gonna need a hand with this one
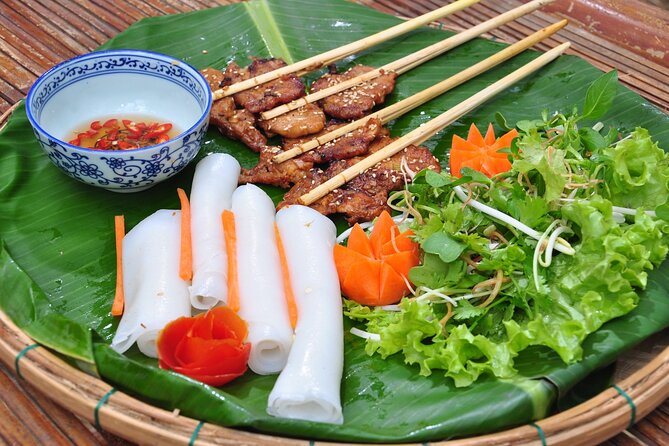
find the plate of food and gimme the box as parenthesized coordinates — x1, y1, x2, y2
(1, 0, 669, 444)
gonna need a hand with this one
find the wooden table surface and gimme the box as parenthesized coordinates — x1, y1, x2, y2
(1, 0, 668, 445)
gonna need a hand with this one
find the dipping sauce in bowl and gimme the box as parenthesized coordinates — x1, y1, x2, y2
(67, 117, 180, 150)
(26, 49, 212, 193)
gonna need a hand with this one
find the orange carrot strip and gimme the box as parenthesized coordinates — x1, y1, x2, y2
(111, 215, 125, 316)
(274, 223, 298, 329)
(222, 210, 240, 313)
(177, 188, 193, 281)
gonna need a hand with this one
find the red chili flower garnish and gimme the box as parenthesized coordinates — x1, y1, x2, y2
(157, 307, 251, 386)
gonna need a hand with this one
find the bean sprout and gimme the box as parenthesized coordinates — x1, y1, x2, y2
(559, 198, 657, 217)
(415, 288, 458, 306)
(380, 305, 401, 312)
(439, 302, 453, 326)
(476, 270, 505, 308)
(350, 327, 380, 341)
(540, 225, 569, 267)
(454, 185, 575, 255)
(533, 220, 560, 291)
(612, 212, 626, 224)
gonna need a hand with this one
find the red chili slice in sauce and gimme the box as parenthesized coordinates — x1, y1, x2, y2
(67, 117, 176, 150)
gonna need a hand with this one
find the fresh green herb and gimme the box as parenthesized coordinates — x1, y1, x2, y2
(581, 70, 618, 121)
(344, 71, 669, 387)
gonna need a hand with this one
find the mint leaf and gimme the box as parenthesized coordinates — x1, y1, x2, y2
(581, 70, 618, 120)
(516, 119, 543, 133)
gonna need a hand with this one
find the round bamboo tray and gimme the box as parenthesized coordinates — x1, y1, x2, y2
(2, 307, 669, 446)
(2, 103, 669, 445)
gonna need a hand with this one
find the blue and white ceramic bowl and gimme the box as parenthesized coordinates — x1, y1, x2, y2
(26, 49, 212, 192)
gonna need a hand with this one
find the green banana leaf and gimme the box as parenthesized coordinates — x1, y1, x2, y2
(1, 0, 669, 442)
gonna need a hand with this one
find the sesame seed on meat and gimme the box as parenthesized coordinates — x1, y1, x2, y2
(279, 136, 441, 224)
(222, 58, 306, 114)
(310, 65, 397, 120)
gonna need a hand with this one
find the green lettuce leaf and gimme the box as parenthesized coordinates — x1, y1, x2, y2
(604, 128, 669, 209)
(349, 194, 669, 386)
(512, 141, 567, 202)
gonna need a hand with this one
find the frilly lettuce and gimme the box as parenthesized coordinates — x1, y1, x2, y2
(344, 75, 669, 386)
(603, 128, 669, 209)
(345, 202, 669, 387)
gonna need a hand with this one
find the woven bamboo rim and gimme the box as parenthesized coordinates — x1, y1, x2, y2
(1, 307, 669, 446)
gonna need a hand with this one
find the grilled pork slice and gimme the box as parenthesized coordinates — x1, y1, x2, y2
(239, 146, 314, 189)
(223, 58, 306, 114)
(201, 67, 225, 91)
(280, 137, 441, 224)
(202, 68, 267, 153)
(310, 65, 397, 120)
(241, 119, 389, 187)
(209, 95, 268, 153)
(283, 118, 388, 164)
(259, 103, 326, 138)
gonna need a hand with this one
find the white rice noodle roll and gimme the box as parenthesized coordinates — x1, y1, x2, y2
(231, 184, 293, 375)
(189, 153, 241, 309)
(111, 210, 191, 358)
(268, 205, 344, 424)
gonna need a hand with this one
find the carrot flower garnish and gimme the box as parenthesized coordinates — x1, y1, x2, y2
(334, 211, 420, 306)
(449, 123, 518, 178)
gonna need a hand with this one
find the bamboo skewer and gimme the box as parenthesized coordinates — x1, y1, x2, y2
(260, 0, 555, 121)
(298, 42, 571, 206)
(273, 19, 568, 164)
(210, 0, 482, 100)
